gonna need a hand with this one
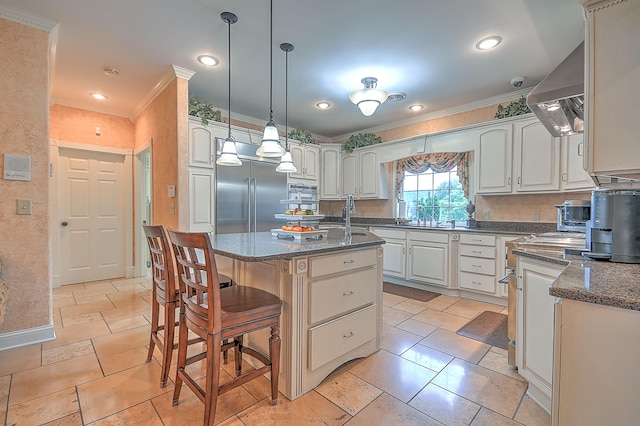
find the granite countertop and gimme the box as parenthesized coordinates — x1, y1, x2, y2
(513, 248, 640, 311)
(209, 228, 384, 262)
(322, 217, 556, 236)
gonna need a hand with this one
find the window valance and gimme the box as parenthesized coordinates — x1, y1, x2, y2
(395, 152, 470, 199)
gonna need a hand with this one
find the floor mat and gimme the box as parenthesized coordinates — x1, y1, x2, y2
(382, 282, 440, 303)
(456, 310, 508, 350)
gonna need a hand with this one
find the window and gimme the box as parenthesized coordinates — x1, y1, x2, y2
(402, 166, 468, 224)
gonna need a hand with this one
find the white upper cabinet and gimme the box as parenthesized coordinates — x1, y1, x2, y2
(561, 133, 595, 191)
(341, 148, 388, 199)
(514, 118, 561, 192)
(476, 123, 513, 194)
(189, 122, 216, 168)
(582, 0, 640, 185)
(319, 144, 341, 199)
(288, 142, 320, 185)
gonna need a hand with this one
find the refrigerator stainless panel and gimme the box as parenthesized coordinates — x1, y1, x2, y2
(215, 149, 287, 234)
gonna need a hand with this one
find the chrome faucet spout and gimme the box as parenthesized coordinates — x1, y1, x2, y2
(341, 194, 356, 245)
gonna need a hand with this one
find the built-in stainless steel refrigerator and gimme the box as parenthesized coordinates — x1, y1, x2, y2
(215, 140, 288, 234)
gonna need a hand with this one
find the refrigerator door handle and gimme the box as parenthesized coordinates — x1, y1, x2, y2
(247, 178, 252, 233)
(252, 177, 257, 232)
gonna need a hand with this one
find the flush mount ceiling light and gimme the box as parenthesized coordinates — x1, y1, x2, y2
(276, 43, 297, 174)
(91, 93, 107, 100)
(258, 0, 285, 158)
(409, 104, 424, 111)
(216, 11, 242, 167)
(349, 77, 388, 116)
(476, 36, 502, 50)
(316, 101, 331, 109)
(197, 55, 218, 66)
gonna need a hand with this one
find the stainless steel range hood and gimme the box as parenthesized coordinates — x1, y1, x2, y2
(527, 42, 585, 137)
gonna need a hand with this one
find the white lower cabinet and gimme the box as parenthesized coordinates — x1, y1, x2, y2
(458, 234, 496, 294)
(516, 256, 564, 414)
(552, 299, 640, 426)
(370, 228, 406, 278)
(407, 231, 449, 287)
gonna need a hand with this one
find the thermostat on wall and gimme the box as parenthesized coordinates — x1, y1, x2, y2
(3, 154, 31, 181)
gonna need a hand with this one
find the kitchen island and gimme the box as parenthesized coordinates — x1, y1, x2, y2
(209, 228, 385, 400)
(511, 245, 640, 425)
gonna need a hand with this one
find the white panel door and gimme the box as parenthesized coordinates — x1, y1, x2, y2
(59, 148, 126, 284)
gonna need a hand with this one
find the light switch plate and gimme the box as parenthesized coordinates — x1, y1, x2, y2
(17, 199, 32, 215)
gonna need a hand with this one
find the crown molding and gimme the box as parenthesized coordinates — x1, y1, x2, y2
(0, 4, 57, 31)
(330, 87, 532, 142)
(131, 64, 196, 121)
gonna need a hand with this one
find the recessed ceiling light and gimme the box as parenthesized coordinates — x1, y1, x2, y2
(316, 101, 331, 109)
(409, 104, 424, 111)
(387, 92, 407, 102)
(476, 36, 502, 50)
(91, 93, 107, 100)
(198, 55, 218, 66)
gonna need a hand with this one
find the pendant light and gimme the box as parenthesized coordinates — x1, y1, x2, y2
(349, 77, 388, 116)
(257, 0, 285, 158)
(216, 12, 242, 167)
(276, 42, 297, 173)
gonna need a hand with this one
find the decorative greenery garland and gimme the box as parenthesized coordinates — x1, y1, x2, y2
(343, 132, 382, 154)
(287, 128, 315, 144)
(494, 95, 531, 119)
(188, 96, 222, 125)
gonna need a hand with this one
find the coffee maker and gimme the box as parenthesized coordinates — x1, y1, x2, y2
(586, 190, 640, 263)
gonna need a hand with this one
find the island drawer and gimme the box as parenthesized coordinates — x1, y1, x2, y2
(309, 248, 377, 278)
(308, 267, 377, 324)
(308, 305, 377, 371)
(459, 256, 496, 276)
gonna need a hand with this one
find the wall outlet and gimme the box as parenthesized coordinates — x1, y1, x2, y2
(482, 209, 490, 220)
(532, 211, 540, 221)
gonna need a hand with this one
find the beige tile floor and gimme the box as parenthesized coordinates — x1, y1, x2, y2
(0, 277, 551, 425)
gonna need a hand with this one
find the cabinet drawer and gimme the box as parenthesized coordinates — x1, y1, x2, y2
(309, 248, 377, 278)
(408, 231, 449, 244)
(460, 234, 496, 246)
(459, 271, 496, 293)
(372, 228, 406, 240)
(459, 255, 495, 276)
(309, 267, 377, 324)
(459, 244, 495, 259)
(308, 305, 377, 371)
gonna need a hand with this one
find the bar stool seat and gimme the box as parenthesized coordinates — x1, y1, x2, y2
(168, 229, 282, 426)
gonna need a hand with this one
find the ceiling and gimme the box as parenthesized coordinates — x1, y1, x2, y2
(0, 0, 585, 139)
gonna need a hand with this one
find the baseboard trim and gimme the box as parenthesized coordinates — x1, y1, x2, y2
(0, 324, 56, 351)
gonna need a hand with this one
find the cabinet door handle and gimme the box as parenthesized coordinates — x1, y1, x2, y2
(343, 291, 354, 296)
(402, 247, 406, 254)
(507, 177, 511, 186)
(577, 142, 584, 157)
(343, 331, 355, 339)
(562, 172, 567, 182)
(472, 281, 482, 285)
(472, 264, 482, 268)
(343, 259, 355, 264)
(517, 176, 521, 185)
(472, 250, 482, 254)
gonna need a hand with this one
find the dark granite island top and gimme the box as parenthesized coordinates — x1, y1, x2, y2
(513, 248, 640, 311)
(208, 228, 385, 262)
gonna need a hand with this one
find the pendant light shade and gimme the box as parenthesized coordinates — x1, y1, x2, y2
(349, 77, 388, 116)
(258, 0, 285, 158)
(277, 42, 297, 174)
(216, 12, 242, 166)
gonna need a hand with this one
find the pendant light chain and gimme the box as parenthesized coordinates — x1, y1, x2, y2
(268, 0, 274, 122)
(227, 14, 232, 139)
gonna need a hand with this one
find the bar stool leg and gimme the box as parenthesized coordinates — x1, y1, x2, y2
(203, 333, 222, 426)
(269, 323, 281, 403)
(146, 293, 159, 362)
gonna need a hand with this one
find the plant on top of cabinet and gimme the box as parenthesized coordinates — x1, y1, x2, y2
(494, 96, 531, 119)
(287, 128, 315, 144)
(188, 96, 222, 125)
(343, 132, 382, 153)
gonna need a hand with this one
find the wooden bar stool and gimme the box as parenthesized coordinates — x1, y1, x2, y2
(143, 225, 232, 387)
(168, 229, 282, 426)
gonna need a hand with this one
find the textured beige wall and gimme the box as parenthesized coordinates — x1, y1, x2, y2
(50, 105, 135, 148)
(134, 79, 181, 230)
(0, 19, 51, 333)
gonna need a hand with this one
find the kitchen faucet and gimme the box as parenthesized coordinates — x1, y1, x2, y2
(340, 194, 356, 245)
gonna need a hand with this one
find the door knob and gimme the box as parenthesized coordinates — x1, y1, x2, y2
(61, 221, 68, 226)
